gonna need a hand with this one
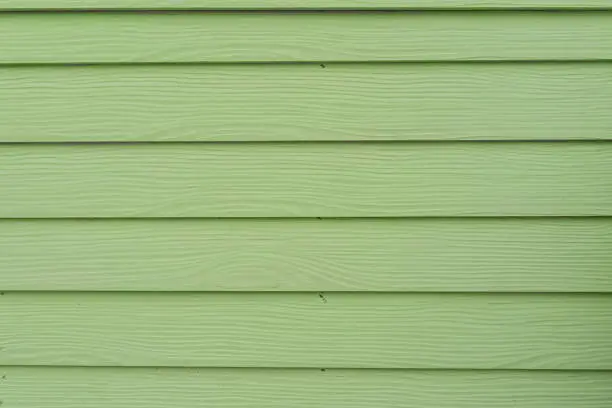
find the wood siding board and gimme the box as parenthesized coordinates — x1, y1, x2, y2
(2, 1, 612, 9)
(1, 12, 611, 63)
(2, 367, 612, 408)
(0, 142, 610, 218)
(0, 218, 611, 291)
(2, 63, 611, 142)
(1, 6, 610, 403)
(1, 292, 611, 369)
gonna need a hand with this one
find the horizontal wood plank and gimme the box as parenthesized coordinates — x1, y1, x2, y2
(1, 218, 611, 291)
(1, 12, 611, 63)
(1, 293, 611, 368)
(2, 1, 612, 9)
(3, 63, 611, 142)
(0, 142, 610, 218)
(3, 367, 612, 408)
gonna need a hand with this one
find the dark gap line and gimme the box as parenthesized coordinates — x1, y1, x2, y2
(0, 215, 610, 221)
(1, 60, 611, 68)
(0, 59, 610, 68)
(1, 365, 611, 372)
(1, 291, 611, 295)
(0, 139, 610, 146)
(1, 216, 611, 223)
(1, 9, 612, 13)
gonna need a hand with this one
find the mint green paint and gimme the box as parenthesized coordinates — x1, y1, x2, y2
(1, 142, 610, 217)
(2, 63, 610, 142)
(0, 6, 610, 408)
(2, 292, 612, 369)
(0, 218, 610, 292)
(2, 0, 612, 9)
(1, 12, 611, 63)
(3, 367, 612, 408)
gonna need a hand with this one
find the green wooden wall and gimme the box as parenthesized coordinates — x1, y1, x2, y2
(0, 2, 611, 407)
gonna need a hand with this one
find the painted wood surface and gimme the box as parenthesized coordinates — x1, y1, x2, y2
(1, 292, 611, 369)
(2, 1, 612, 9)
(3, 63, 610, 142)
(0, 4, 610, 407)
(0, 218, 610, 292)
(1, 142, 610, 218)
(2, 367, 612, 408)
(1, 12, 611, 63)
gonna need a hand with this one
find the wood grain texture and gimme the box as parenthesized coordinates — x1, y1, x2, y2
(2, 367, 612, 408)
(0, 218, 611, 292)
(2, 1, 612, 9)
(3, 63, 611, 142)
(0, 142, 610, 218)
(1, 11, 611, 63)
(1, 292, 611, 368)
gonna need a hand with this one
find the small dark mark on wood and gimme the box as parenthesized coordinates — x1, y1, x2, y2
(318, 292, 328, 303)
(320, 64, 326, 68)
(320, 368, 327, 372)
